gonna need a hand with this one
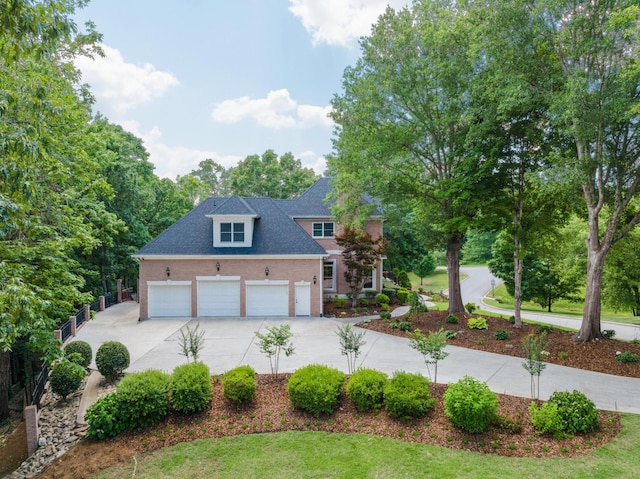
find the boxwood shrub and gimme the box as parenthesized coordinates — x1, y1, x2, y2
(116, 369, 170, 429)
(85, 392, 127, 439)
(346, 368, 388, 412)
(222, 365, 257, 406)
(444, 376, 498, 433)
(396, 289, 410, 305)
(170, 361, 213, 413)
(50, 359, 86, 399)
(548, 390, 599, 434)
(287, 364, 345, 417)
(95, 341, 130, 380)
(384, 371, 436, 420)
(64, 340, 92, 368)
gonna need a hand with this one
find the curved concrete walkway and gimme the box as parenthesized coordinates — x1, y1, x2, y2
(74, 300, 640, 422)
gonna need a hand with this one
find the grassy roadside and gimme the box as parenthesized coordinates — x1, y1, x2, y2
(486, 284, 640, 325)
(93, 414, 640, 479)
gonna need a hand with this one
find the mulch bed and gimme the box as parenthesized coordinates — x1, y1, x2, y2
(34, 307, 639, 478)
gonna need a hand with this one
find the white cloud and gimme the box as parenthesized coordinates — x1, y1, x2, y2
(211, 89, 333, 130)
(288, 0, 409, 47)
(298, 150, 327, 175)
(115, 120, 241, 180)
(75, 45, 179, 114)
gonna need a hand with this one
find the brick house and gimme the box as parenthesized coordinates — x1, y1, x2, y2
(134, 177, 384, 319)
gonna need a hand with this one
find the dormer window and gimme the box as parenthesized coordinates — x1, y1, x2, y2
(221, 222, 245, 243)
(313, 222, 334, 238)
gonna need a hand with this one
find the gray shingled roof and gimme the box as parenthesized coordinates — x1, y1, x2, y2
(135, 177, 381, 257)
(278, 177, 383, 217)
(135, 196, 326, 256)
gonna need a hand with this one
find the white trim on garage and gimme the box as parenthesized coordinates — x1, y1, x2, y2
(147, 281, 192, 318)
(196, 276, 241, 317)
(246, 280, 289, 316)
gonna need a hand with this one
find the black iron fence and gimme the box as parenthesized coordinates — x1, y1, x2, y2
(28, 363, 49, 409)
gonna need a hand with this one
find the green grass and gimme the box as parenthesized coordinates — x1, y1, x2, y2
(93, 415, 640, 478)
(408, 269, 467, 294)
(486, 284, 640, 325)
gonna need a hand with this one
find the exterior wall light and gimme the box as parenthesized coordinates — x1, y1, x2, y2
(265, 266, 269, 276)
(166, 267, 171, 277)
(313, 275, 317, 284)
(216, 261, 220, 271)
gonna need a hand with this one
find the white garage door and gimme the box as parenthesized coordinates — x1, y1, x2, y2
(246, 282, 289, 316)
(197, 278, 241, 317)
(148, 282, 192, 317)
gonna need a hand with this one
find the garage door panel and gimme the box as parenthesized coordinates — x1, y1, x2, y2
(198, 280, 240, 317)
(148, 284, 191, 317)
(246, 284, 288, 316)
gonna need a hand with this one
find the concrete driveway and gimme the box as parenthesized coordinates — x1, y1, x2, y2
(73, 301, 640, 414)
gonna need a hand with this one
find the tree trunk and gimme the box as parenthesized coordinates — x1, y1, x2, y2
(513, 233, 523, 328)
(0, 350, 10, 420)
(576, 245, 608, 342)
(446, 232, 465, 314)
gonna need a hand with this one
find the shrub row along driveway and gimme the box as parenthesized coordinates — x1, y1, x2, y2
(74, 300, 640, 413)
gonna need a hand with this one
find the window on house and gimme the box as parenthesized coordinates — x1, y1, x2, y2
(220, 222, 245, 243)
(323, 260, 336, 291)
(313, 222, 334, 238)
(363, 268, 376, 289)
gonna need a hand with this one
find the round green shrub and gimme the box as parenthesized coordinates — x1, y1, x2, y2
(170, 361, 213, 413)
(396, 271, 411, 289)
(85, 392, 127, 439)
(50, 359, 86, 399)
(548, 390, 599, 434)
(287, 364, 345, 417)
(445, 314, 458, 324)
(346, 368, 388, 412)
(375, 293, 390, 306)
(332, 297, 348, 308)
(396, 289, 410, 305)
(384, 371, 436, 420)
(494, 329, 509, 341)
(529, 401, 563, 435)
(379, 311, 392, 320)
(64, 340, 92, 368)
(95, 341, 130, 380)
(116, 369, 170, 429)
(222, 365, 257, 406)
(444, 376, 498, 433)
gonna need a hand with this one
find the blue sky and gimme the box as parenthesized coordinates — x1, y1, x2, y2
(73, 0, 408, 179)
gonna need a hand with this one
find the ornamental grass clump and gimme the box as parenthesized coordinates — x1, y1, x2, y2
(444, 376, 498, 433)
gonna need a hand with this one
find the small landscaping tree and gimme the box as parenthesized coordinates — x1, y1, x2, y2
(408, 328, 449, 384)
(522, 332, 549, 400)
(178, 323, 205, 362)
(335, 227, 388, 307)
(336, 323, 367, 374)
(255, 324, 295, 377)
(414, 253, 436, 285)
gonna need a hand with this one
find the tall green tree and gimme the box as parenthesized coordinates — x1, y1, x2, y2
(226, 150, 318, 199)
(602, 227, 640, 316)
(535, 0, 640, 341)
(329, 1, 500, 313)
(0, 0, 103, 418)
